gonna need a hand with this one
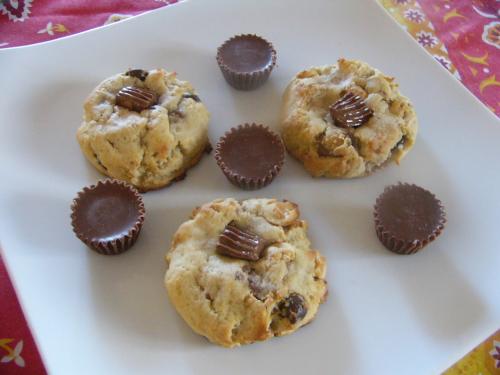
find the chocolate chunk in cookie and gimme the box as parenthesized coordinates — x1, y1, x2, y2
(277, 293, 307, 324)
(116, 86, 158, 112)
(216, 222, 267, 261)
(182, 93, 201, 102)
(330, 92, 373, 128)
(125, 69, 149, 81)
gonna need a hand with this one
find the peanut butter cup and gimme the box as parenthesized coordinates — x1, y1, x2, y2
(115, 86, 158, 112)
(216, 222, 267, 261)
(216, 34, 277, 90)
(71, 179, 145, 255)
(215, 123, 285, 190)
(330, 92, 373, 128)
(374, 183, 446, 255)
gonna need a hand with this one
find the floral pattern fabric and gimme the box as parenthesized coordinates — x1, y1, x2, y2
(443, 330, 500, 375)
(0, 255, 46, 374)
(0, 0, 499, 373)
(379, 0, 499, 116)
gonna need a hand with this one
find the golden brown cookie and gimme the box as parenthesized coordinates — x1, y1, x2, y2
(164, 198, 327, 347)
(281, 59, 418, 178)
(77, 69, 210, 191)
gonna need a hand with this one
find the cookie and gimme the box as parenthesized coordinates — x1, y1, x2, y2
(77, 69, 210, 192)
(164, 198, 327, 347)
(280, 58, 418, 178)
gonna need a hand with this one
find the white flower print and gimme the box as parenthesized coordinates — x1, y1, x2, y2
(37, 22, 68, 35)
(482, 21, 500, 50)
(38, 22, 55, 35)
(404, 9, 425, 23)
(0, 340, 25, 367)
(416, 31, 438, 48)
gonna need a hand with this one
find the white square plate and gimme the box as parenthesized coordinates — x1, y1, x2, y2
(1, 0, 499, 374)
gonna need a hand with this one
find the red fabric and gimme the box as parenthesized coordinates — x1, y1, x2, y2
(0, 254, 47, 374)
(418, 0, 500, 116)
(0, 0, 177, 48)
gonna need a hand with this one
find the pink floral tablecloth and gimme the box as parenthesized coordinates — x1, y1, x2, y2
(379, 0, 499, 117)
(0, 1, 499, 374)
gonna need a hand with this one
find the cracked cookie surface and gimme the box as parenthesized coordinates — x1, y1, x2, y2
(77, 69, 210, 191)
(164, 198, 327, 347)
(280, 59, 418, 178)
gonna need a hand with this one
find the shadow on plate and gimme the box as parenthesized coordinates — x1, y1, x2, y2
(310, 137, 487, 340)
(316, 203, 388, 260)
(3, 192, 75, 255)
(87, 204, 207, 348)
(185, 290, 361, 374)
(24, 80, 96, 182)
(390, 249, 486, 341)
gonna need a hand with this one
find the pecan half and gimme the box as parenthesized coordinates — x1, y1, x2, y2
(216, 222, 267, 261)
(330, 93, 373, 128)
(116, 86, 158, 112)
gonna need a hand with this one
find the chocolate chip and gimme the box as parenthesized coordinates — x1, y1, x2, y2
(216, 222, 267, 261)
(330, 93, 373, 128)
(277, 293, 307, 324)
(116, 86, 158, 112)
(183, 93, 201, 102)
(125, 69, 149, 81)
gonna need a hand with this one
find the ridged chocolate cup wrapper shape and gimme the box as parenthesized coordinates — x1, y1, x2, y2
(70, 179, 145, 255)
(216, 34, 277, 91)
(374, 183, 446, 255)
(215, 123, 285, 190)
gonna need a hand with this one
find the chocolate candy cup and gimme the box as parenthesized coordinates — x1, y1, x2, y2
(216, 34, 277, 90)
(215, 123, 285, 190)
(374, 183, 446, 255)
(71, 179, 145, 255)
